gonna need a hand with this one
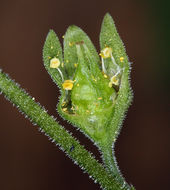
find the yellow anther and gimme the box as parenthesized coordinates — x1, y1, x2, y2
(103, 74, 108, 78)
(98, 97, 102, 100)
(69, 42, 74, 47)
(62, 108, 67, 112)
(74, 63, 78, 68)
(62, 101, 66, 106)
(62, 80, 74, 90)
(120, 57, 124, 62)
(62, 35, 65, 39)
(50, 57, 60, 68)
(100, 47, 112, 58)
(110, 75, 119, 86)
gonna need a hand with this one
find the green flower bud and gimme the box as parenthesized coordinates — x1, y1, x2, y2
(43, 13, 132, 144)
(43, 12, 132, 144)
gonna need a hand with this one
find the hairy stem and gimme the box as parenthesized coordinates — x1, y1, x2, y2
(100, 143, 130, 189)
(0, 69, 132, 190)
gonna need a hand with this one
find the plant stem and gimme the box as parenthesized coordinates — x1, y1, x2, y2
(0, 69, 132, 190)
(100, 143, 130, 189)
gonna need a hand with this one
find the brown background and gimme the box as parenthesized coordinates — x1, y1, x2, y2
(0, 0, 170, 190)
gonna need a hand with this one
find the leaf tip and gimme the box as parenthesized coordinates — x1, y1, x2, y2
(103, 13, 115, 25)
(66, 25, 81, 34)
(47, 29, 56, 39)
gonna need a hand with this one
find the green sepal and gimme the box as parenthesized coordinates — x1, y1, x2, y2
(100, 13, 129, 75)
(63, 25, 100, 79)
(100, 13, 133, 145)
(43, 30, 66, 88)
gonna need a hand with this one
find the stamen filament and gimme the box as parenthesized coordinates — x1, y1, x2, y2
(101, 57, 107, 74)
(57, 68, 64, 82)
(111, 53, 120, 72)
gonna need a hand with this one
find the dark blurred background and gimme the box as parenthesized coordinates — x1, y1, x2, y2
(0, 0, 170, 190)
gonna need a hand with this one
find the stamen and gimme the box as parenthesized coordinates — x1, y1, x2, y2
(101, 57, 107, 74)
(50, 57, 64, 81)
(62, 80, 74, 90)
(120, 57, 124, 62)
(100, 47, 112, 58)
(57, 68, 64, 82)
(109, 70, 121, 88)
(110, 75, 119, 86)
(62, 108, 67, 112)
(50, 57, 60, 68)
(103, 74, 108, 78)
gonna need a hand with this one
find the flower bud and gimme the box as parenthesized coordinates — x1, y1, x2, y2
(43, 13, 132, 149)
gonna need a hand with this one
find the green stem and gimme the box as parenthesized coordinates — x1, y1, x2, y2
(100, 143, 130, 189)
(0, 69, 131, 190)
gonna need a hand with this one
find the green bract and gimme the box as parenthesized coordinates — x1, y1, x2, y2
(43, 13, 132, 187)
